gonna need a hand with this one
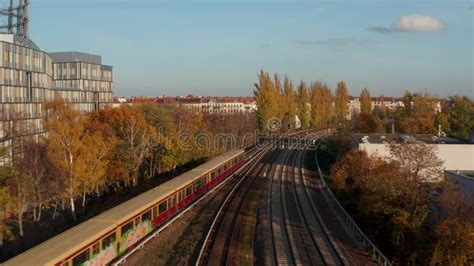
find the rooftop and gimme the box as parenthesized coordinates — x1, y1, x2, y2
(49, 51, 102, 65)
(353, 133, 470, 145)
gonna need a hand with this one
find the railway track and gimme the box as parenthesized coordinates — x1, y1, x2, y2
(267, 145, 345, 265)
(113, 144, 268, 265)
(196, 144, 274, 265)
(196, 128, 349, 266)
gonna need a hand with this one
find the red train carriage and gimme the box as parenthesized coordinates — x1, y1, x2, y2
(4, 150, 245, 266)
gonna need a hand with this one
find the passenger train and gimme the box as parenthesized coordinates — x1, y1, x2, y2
(4, 150, 246, 266)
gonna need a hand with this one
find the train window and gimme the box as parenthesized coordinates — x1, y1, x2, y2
(194, 180, 201, 190)
(134, 217, 141, 227)
(72, 249, 90, 266)
(168, 195, 176, 207)
(211, 171, 217, 180)
(102, 232, 116, 249)
(152, 206, 158, 219)
(142, 210, 152, 222)
(185, 186, 193, 197)
(121, 221, 133, 236)
(92, 242, 100, 256)
(177, 191, 183, 202)
(158, 201, 167, 215)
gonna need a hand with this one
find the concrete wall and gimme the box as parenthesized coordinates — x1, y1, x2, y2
(445, 171, 474, 205)
(359, 143, 474, 171)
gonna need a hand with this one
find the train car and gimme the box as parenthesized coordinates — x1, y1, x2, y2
(4, 150, 245, 266)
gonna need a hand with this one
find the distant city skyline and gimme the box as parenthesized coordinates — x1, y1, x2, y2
(29, 0, 473, 98)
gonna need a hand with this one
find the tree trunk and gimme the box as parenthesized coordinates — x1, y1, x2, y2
(69, 194, 76, 222)
(18, 211, 23, 238)
(82, 191, 86, 210)
(52, 202, 58, 221)
(37, 203, 42, 222)
(133, 175, 137, 187)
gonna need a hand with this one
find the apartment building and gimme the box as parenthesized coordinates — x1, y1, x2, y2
(349, 96, 405, 118)
(0, 35, 113, 164)
(124, 95, 257, 114)
(182, 97, 257, 114)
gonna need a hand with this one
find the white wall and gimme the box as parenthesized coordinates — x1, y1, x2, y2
(359, 143, 474, 171)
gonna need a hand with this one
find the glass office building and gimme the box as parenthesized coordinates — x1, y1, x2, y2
(0, 35, 114, 164)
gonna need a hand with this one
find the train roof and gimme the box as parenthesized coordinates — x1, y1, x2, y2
(5, 219, 116, 266)
(4, 149, 244, 266)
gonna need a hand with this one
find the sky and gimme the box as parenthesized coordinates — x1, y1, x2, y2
(27, 0, 473, 98)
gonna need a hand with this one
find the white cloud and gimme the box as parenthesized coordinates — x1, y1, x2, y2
(369, 14, 445, 33)
(393, 15, 444, 32)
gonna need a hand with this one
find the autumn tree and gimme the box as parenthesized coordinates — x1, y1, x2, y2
(0, 180, 12, 249)
(388, 142, 444, 182)
(330, 149, 430, 263)
(44, 101, 114, 219)
(135, 104, 179, 176)
(310, 81, 333, 126)
(334, 81, 349, 123)
(106, 106, 157, 187)
(281, 76, 297, 131)
(432, 186, 474, 264)
(44, 101, 85, 221)
(78, 131, 115, 210)
(431, 218, 474, 265)
(399, 94, 437, 134)
(360, 87, 372, 115)
(14, 141, 51, 222)
(0, 167, 28, 242)
(254, 71, 281, 132)
(351, 113, 384, 133)
(296, 81, 311, 129)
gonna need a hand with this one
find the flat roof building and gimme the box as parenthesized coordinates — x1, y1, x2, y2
(0, 24, 114, 164)
(352, 134, 474, 182)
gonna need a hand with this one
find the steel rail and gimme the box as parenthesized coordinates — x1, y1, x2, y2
(306, 135, 392, 266)
(112, 145, 267, 266)
(195, 144, 272, 265)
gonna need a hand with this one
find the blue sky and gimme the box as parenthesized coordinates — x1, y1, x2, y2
(29, 0, 473, 97)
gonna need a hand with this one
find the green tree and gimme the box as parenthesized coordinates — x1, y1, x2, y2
(360, 87, 372, 115)
(434, 112, 450, 135)
(448, 95, 474, 139)
(334, 81, 350, 122)
(402, 90, 414, 115)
